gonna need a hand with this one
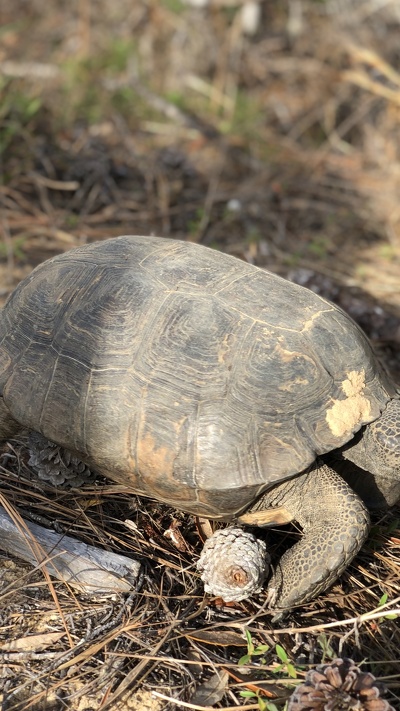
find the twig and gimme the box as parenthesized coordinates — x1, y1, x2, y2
(0, 60, 60, 79)
(152, 691, 260, 710)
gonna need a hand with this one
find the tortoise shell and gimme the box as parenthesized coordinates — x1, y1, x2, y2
(0, 236, 395, 517)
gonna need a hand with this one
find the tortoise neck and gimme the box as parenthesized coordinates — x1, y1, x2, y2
(341, 429, 371, 473)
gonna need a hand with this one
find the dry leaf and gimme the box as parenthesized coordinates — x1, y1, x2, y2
(0, 632, 65, 653)
(163, 519, 187, 551)
(190, 670, 229, 707)
(184, 628, 247, 647)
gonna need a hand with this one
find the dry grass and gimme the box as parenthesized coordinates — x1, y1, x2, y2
(1, 437, 399, 710)
(1, 1, 400, 709)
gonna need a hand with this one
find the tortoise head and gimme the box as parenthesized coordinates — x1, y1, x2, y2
(343, 399, 400, 507)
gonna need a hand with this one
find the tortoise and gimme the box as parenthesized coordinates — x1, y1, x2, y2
(0, 235, 399, 610)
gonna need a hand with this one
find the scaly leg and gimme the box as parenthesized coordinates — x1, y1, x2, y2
(243, 461, 370, 609)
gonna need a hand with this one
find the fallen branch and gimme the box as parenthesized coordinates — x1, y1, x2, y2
(0, 504, 141, 594)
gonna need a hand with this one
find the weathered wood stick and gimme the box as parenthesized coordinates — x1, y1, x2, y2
(0, 504, 141, 593)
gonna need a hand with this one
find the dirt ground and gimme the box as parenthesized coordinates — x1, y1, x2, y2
(0, 2, 400, 710)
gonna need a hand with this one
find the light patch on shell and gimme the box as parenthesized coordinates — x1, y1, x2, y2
(137, 431, 175, 478)
(326, 370, 371, 438)
(278, 376, 309, 392)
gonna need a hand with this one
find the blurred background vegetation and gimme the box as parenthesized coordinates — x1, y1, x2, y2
(1, 1, 400, 335)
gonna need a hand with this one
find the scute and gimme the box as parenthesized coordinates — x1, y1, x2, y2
(0, 235, 395, 519)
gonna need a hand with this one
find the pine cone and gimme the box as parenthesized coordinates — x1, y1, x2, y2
(288, 657, 395, 711)
(27, 432, 95, 487)
(197, 526, 269, 602)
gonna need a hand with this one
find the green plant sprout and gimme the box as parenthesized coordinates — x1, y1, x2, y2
(238, 629, 270, 666)
(239, 689, 280, 711)
(377, 592, 398, 621)
(274, 644, 298, 679)
(317, 633, 336, 661)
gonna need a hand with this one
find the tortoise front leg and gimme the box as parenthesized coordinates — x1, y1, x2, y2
(0, 397, 21, 442)
(253, 461, 370, 610)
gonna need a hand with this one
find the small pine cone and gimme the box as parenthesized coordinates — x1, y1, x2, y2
(197, 526, 269, 602)
(28, 432, 95, 487)
(288, 657, 395, 711)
